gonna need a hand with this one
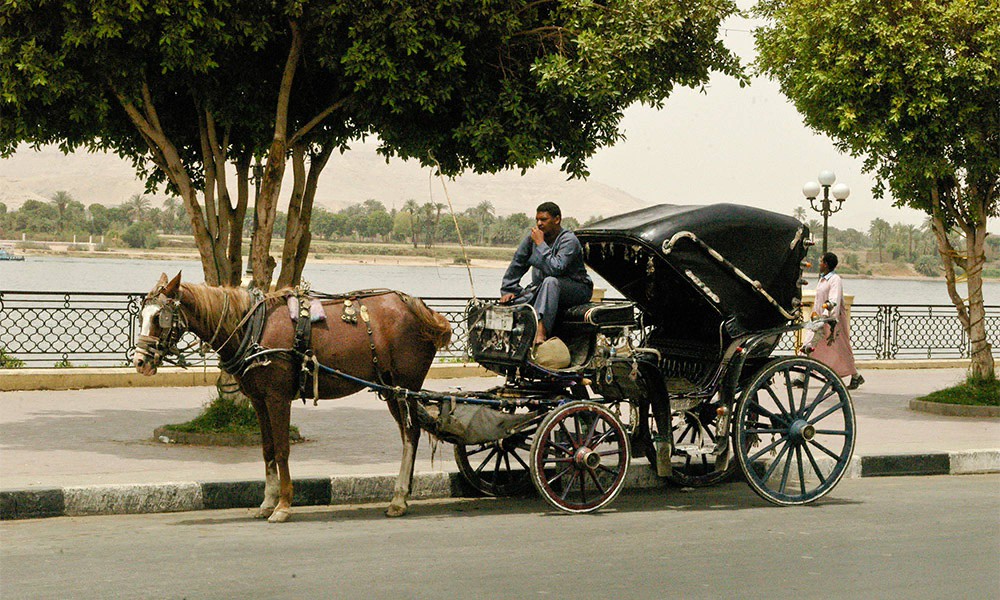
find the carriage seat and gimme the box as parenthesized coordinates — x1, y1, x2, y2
(559, 301, 635, 329)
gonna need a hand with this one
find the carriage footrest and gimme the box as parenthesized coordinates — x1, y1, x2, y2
(560, 301, 635, 328)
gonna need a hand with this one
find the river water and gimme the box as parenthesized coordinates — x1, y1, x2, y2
(1, 255, 997, 305)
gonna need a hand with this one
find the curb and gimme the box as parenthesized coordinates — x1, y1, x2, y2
(0, 364, 493, 392)
(909, 399, 1000, 418)
(3, 449, 998, 521)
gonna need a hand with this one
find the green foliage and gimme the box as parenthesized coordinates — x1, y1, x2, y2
(53, 358, 73, 368)
(755, 0, 999, 219)
(916, 378, 999, 406)
(164, 393, 300, 438)
(915, 255, 941, 278)
(121, 222, 160, 249)
(0, 348, 25, 368)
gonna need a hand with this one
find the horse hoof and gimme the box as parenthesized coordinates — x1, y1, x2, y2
(255, 507, 275, 519)
(267, 509, 291, 523)
(385, 503, 408, 518)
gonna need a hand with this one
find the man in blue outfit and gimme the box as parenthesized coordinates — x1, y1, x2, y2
(500, 202, 593, 345)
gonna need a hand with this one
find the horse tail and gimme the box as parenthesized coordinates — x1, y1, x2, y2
(402, 294, 452, 350)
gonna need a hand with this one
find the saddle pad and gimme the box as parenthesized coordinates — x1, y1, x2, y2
(287, 296, 327, 323)
(561, 301, 635, 327)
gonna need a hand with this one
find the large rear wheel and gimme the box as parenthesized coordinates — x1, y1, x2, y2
(529, 401, 630, 513)
(734, 357, 855, 505)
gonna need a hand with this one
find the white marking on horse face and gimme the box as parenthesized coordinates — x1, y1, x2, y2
(139, 305, 159, 337)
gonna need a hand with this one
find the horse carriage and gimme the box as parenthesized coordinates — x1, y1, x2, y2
(447, 203, 856, 511)
(135, 203, 855, 521)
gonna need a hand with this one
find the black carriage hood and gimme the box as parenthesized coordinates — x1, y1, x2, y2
(576, 204, 809, 334)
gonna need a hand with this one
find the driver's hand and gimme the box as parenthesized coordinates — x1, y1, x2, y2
(499, 293, 516, 304)
(530, 227, 545, 245)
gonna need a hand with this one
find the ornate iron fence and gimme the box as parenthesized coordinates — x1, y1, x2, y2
(0, 290, 997, 367)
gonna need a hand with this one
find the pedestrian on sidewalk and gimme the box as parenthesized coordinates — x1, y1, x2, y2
(802, 252, 864, 390)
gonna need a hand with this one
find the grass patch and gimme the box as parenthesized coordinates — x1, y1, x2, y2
(915, 378, 1000, 407)
(163, 394, 301, 438)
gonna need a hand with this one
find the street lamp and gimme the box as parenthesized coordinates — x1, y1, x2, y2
(802, 170, 850, 256)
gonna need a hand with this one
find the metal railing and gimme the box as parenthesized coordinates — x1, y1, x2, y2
(1, 290, 997, 367)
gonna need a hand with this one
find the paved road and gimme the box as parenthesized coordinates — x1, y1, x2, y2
(2, 475, 998, 599)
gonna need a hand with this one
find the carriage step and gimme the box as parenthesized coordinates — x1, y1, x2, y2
(675, 443, 716, 456)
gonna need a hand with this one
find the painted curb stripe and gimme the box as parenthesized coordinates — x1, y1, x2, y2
(3, 451, 999, 520)
(861, 454, 951, 477)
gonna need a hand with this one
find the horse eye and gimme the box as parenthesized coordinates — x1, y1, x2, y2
(158, 309, 172, 328)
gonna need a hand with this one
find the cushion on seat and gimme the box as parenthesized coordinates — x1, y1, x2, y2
(561, 301, 635, 328)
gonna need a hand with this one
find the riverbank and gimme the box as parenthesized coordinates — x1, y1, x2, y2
(10, 246, 513, 270)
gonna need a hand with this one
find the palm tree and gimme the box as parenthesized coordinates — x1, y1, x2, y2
(869, 218, 891, 263)
(50, 191, 73, 233)
(402, 199, 421, 248)
(123, 194, 152, 224)
(471, 201, 495, 245)
(792, 206, 807, 223)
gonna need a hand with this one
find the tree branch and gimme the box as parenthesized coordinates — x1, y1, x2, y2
(289, 95, 352, 147)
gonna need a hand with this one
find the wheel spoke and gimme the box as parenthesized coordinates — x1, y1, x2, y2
(473, 447, 499, 475)
(744, 427, 786, 435)
(590, 425, 614, 448)
(809, 401, 847, 424)
(511, 448, 531, 471)
(763, 442, 791, 482)
(749, 401, 790, 427)
(577, 469, 587, 504)
(558, 420, 578, 450)
(802, 381, 835, 419)
(814, 429, 848, 436)
(559, 471, 580, 501)
(807, 438, 844, 461)
(588, 469, 608, 495)
(796, 446, 806, 497)
(547, 464, 573, 487)
(778, 443, 794, 494)
(803, 444, 828, 482)
(765, 385, 793, 420)
(748, 433, 786, 463)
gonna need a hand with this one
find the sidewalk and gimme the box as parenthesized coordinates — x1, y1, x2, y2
(2, 368, 997, 519)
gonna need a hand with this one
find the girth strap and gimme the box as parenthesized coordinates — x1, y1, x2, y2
(294, 288, 314, 400)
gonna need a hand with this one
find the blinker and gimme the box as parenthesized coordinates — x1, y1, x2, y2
(158, 306, 173, 329)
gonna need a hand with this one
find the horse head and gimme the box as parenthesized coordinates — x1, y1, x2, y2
(134, 272, 186, 375)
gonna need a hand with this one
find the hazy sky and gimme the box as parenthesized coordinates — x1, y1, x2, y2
(5, 4, 991, 235)
(583, 8, 936, 233)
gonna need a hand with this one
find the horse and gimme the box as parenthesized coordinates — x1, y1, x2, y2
(134, 272, 451, 523)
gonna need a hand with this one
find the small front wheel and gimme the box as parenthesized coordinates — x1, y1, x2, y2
(734, 357, 855, 505)
(454, 428, 535, 497)
(530, 401, 630, 513)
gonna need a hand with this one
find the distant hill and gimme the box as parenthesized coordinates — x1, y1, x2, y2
(0, 144, 651, 222)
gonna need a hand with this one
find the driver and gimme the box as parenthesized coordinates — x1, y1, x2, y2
(499, 202, 593, 345)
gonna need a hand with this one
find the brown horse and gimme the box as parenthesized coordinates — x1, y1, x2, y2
(134, 272, 451, 522)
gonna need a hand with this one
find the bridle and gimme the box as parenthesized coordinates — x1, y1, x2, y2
(135, 289, 189, 368)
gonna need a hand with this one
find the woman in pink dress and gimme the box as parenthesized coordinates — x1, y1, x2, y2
(803, 252, 864, 389)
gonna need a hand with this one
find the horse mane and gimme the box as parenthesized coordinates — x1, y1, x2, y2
(180, 283, 289, 338)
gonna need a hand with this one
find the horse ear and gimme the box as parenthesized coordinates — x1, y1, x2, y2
(157, 273, 168, 286)
(164, 272, 182, 297)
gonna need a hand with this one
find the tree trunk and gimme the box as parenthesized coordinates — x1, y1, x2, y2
(930, 187, 995, 381)
(276, 144, 332, 289)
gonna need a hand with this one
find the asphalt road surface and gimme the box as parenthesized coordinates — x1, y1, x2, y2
(2, 475, 998, 600)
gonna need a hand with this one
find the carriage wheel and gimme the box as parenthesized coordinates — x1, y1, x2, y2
(665, 400, 739, 487)
(454, 428, 535, 497)
(529, 401, 630, 513)
(635, 400, 737, 487)
(734, 356, 855, 506)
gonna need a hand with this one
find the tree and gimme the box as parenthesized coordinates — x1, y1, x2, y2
(122, 195, 152, 225)
(756, 0, 998, 378)
(868, 218, 890, 263)
(792, 206, 807, 223)
(3, 0, 744, 291)
(402, 199, 422, 249)
(470, 201, 496, 245)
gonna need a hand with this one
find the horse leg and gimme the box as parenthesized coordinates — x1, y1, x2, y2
(249, 396, 279, 519)
(265, 396, 295, 524)
(386, 397, 422, 518)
